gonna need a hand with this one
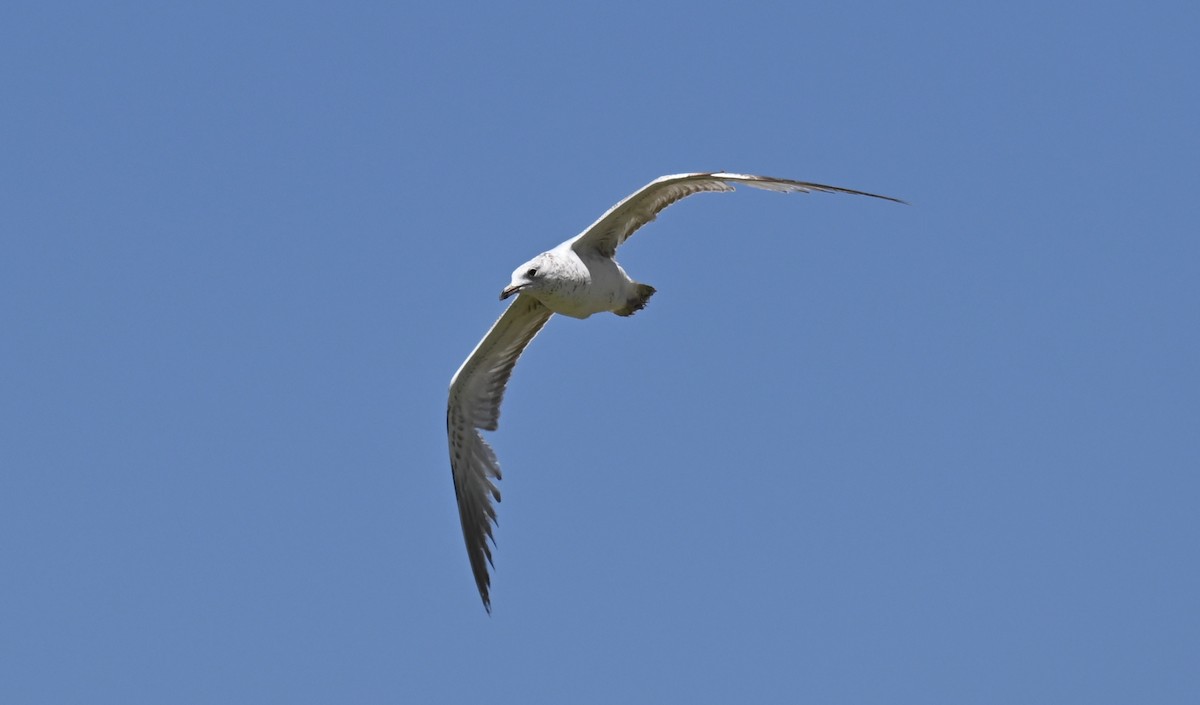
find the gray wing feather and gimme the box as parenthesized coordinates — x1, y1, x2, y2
(568, 171, 904, 257)
(447, 294, 554, 612)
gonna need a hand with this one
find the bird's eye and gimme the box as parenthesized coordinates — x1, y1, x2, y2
(525, 268, 538, 278)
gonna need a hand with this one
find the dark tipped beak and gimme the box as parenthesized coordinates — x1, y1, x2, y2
(499, 284, 524, 300)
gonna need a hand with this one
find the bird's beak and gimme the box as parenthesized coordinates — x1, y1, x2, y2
(499, 284, 525, 300)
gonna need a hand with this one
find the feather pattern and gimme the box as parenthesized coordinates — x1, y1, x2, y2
(568, 172, 904, 257)
(447, 294, 553, 612)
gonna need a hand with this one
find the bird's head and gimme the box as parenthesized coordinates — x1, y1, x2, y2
(500, 254, 550, 300)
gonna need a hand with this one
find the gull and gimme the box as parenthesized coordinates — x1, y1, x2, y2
(446, 172, 903, 611)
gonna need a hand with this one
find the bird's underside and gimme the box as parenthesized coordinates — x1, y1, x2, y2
(445, 172, 903, 611)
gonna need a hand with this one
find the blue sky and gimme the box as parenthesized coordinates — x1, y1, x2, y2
(2, 1, 1197, 703)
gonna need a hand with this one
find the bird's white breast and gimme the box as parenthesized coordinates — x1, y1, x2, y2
(536, 247, 632, 319)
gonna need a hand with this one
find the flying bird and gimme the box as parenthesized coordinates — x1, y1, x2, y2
(446, 172, 903, 611)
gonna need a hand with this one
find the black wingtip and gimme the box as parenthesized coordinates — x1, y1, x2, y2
(833, 186, 909, 205)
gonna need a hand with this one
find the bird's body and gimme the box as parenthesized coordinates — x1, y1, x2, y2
(505, 242, 639, 320)
(446, 172, 903, 611)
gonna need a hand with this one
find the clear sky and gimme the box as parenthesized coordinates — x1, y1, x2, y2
(2, 1, 1197, 703)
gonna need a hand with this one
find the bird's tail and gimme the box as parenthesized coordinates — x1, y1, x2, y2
(615, 284, 656, 317)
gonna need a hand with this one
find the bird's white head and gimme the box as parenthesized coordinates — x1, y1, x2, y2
(500, 253, 551, 300)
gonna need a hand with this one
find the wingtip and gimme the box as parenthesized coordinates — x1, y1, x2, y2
(874, 192, 910, 205)
(704, 171, 906, 204)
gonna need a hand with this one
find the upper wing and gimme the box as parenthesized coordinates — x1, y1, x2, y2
(446, 294, 554, 612)
(568, 172, 905, 257)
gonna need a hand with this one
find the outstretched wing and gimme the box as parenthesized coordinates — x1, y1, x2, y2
(568, 172, 904, 257)
(446, 294, 554, 612)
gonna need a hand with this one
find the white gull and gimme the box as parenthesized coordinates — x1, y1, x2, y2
(446, 172, 903, 611)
